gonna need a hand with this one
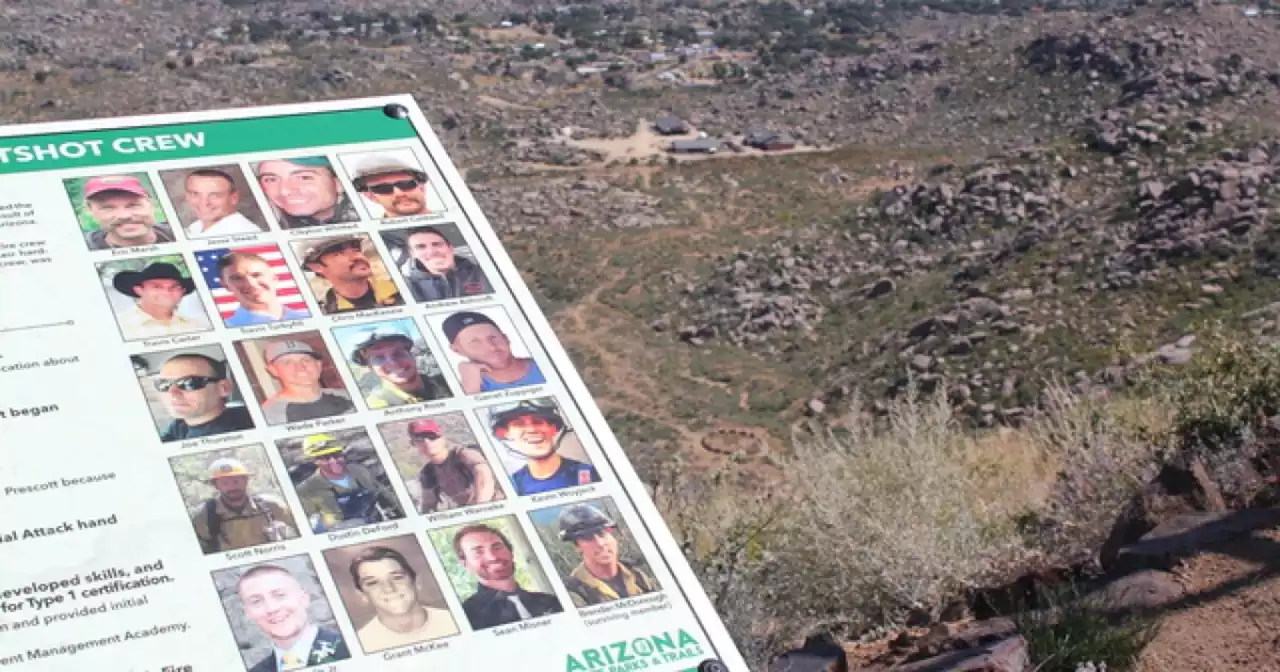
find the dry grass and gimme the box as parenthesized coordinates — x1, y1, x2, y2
(657, 378, 1178, 667)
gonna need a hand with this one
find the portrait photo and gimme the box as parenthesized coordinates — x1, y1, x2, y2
(337, 148, 449, 221)
(476, 397, 601, 497)
(320, 536, 460, 654)
(169, 443, 301, 555)
(65, 172, 178, 251)
(425, 515, 564, 631)
(193, 244, 312, 328)
(379, 224, 495, 304)
(376, 412, 507, 515)
(231, 330, 357, 426)
(159, 164, 270, 238)
(251, 155, 361, 230)
(425, 306, 547, 395)
(274, 428, 406, 534)
(96, 254, 213, 342)
(330, 317, 453, 410)
(527, 497, 662, 608)
(211, 555, 353, 672)
(290, 234, 405, 315)
(132, 344, 256, 443)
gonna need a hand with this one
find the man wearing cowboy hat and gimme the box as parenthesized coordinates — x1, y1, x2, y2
(298, 236, 403, 315)
(254, 156, 360, 229)
(81, 174, 177, 250)
(111, 260, 211, 340)
(348, 327, 451, 409)
(349, 153, 434, 219)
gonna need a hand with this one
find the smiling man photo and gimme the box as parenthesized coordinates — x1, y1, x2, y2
(343, 325, 451, 409)
(78, 174, 177, 250)
(180, 167, 263, 237)
(235, 563, 351, 672)
(255, 156, 360, 229)
(347, 545, 459, 652)
(108, 260, 210, 340)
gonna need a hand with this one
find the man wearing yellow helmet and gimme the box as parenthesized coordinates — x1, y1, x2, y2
(191, 457, 299, 554)
(293, 434, 403, 533)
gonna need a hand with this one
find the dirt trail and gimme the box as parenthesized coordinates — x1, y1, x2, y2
(1136, 524, 1280, 672)
(551, 261, 705, 451)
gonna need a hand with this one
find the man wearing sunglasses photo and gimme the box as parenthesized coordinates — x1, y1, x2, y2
(348, 153, 434, 219)
(153, 352, 255, 441)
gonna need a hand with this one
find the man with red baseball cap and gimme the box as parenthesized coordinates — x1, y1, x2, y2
(80, 174, 176, 250)
(407, 418, 504, 514)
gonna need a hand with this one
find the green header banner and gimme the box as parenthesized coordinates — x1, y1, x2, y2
(0, 108, 416, 175)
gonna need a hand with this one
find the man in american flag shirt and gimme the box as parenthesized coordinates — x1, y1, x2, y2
(199, 249, 310, 327)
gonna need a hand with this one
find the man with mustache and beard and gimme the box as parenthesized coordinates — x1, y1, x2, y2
(191, 458, 298, 554)
(81, 175, 176, 250)
(299, 236, 403, 314)
(349, 154, 435, 219)
(236, 564, 351, 672)
(348, 328, 451, 409)
(452, 523, 562, 630)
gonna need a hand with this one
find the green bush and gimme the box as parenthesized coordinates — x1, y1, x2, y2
(1015, 588, 1160, 672)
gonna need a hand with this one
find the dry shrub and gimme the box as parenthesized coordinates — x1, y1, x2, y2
(657, 379, 1174, 665)
(777, 382, 1034, 626)
(1022, 380, 1174, 562)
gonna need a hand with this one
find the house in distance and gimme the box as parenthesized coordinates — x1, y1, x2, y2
(653, 115, 690, 135)
(743, 126, 797, 151)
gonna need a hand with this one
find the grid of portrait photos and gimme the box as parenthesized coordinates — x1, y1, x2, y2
(76, 142, 666, 669)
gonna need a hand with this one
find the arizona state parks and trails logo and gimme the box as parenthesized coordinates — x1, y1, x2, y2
(566, 629, 708, 672)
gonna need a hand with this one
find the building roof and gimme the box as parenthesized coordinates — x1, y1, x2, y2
(654, 115, 689, 133)
(671, 138, 720, 151)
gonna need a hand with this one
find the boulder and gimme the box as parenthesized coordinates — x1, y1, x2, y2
(894, 635, 1030, 672)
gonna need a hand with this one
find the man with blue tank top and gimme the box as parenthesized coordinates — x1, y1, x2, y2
(441, 310, 547, 394)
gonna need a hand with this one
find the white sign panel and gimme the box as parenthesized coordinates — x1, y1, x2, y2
(0, 95, 748, 672)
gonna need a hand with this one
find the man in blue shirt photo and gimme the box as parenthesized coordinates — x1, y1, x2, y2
(487, 399, 599, 496)
(441, 311, 546, 394)
(216, 251, 310, 327)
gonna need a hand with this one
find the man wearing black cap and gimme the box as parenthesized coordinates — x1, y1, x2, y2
(349, 328, 451, 409)
(110, 261, 211, 340)
(407, 418, 504, 514)
(441, 311, 546, 394)
(298, 236, 403, 314)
